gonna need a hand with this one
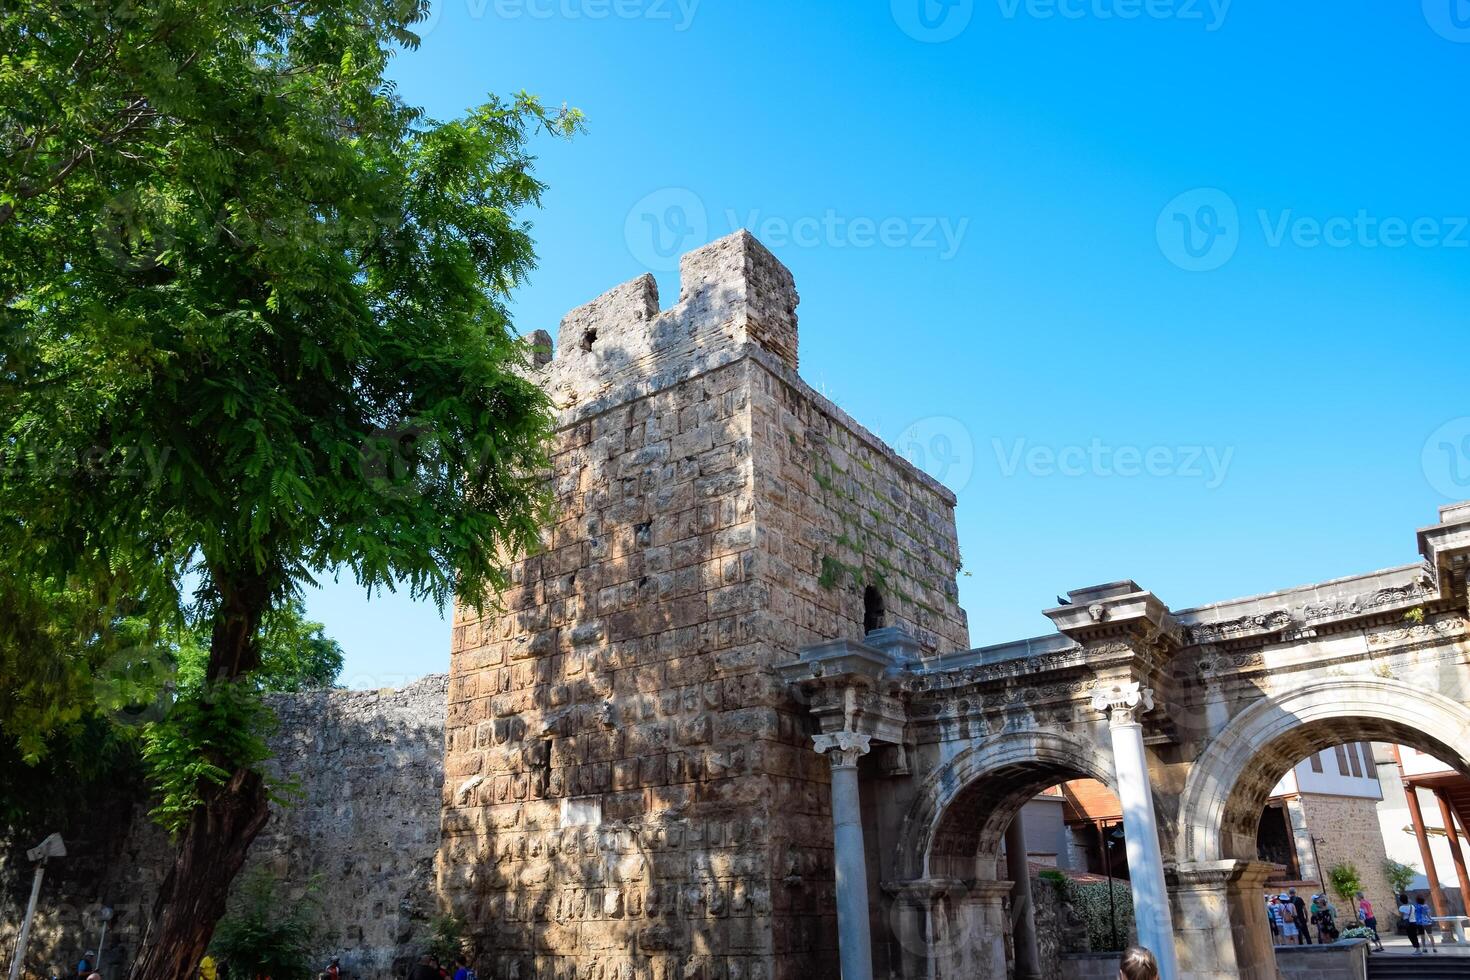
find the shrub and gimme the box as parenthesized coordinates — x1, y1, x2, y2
(210, 868, 322, 980)
(1327, 863, 1364, 910)
(1062, 878, 1135, 952)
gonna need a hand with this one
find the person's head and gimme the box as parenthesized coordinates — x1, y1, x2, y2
(1399, 893, 1409, 905)
(419, 956, 431, 966)
(1356, 892, 1364, 899)
(1416, 896, 1428, 906)
(1117, 946, 1160, 980)
(1289, 888, 1297, 897)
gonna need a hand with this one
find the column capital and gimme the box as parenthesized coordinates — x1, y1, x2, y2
(1090, 679, 1154, 726)
(813, 731, 872, 769)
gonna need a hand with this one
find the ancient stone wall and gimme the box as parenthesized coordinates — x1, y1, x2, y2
(1, 676, 447, 980)
(1294, 793, 1394, 923)
(439, 231, 969, 980)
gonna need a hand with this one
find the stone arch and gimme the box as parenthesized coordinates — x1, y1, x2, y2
(1177, 676, 1470, 866)
(897, 729, 1116, 882)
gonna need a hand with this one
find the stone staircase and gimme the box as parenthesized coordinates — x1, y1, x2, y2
(1369, 954, 1470, 979)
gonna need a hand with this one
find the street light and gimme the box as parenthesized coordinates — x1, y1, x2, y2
(96, 907, 114, 979)
(7, 833, 65, 980)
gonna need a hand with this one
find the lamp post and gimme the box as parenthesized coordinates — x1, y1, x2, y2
(95, 907, 114, 979)
(7, 833, 65, 980)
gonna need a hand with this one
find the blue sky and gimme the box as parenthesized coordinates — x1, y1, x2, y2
(310, 0, 1470, 688)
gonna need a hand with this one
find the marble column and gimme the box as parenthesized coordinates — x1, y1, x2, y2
(1091, 681, 1179, 980)
(815, 731, 874, 980)
(1004, 818, 1042, 980)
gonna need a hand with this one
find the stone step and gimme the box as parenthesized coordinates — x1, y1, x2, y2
(1369, 954, 1470, 980)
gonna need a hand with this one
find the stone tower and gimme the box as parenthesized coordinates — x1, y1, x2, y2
(440, 231, 970, 980)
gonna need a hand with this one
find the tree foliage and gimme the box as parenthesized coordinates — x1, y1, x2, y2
(1384, 858, 1418, 897)
(209, 868, 323, 980)
(2, 0, 576, 972)
(1327, 863, 1365, 908)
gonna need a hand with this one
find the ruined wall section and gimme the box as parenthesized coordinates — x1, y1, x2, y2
(0, 677, 448, 980)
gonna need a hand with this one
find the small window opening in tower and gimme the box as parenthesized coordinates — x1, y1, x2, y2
(581, 328, 597, 352)
(863, 585, 886, 634)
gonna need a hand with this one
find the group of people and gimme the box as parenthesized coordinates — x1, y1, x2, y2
(1266, 887, 1342, 946)
(406, 954, 477, 980)
(1398, 892, 1443, 954)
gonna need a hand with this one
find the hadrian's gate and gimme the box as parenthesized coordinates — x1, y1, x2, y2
(440, 231, 1470, 980)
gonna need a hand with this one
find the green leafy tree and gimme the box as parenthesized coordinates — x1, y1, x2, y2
(1384, 858, 1417, 897)
(1327, 863, 1365, 911)
(1, 1, 578, 976)
(175, 599, 344, 694)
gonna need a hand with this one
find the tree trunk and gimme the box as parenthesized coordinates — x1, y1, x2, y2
(128, 768, 271, 980)
(128, 572, 272, 980)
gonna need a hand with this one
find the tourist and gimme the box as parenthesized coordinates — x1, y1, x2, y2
(75, 951, 95, 980)
(1414, 896, 1440, 954)
(1288, 889, 1309, 945)
(1398, 893, 1422, 952)
(325, 958, 341, 980)
(451, 957, 475, 980)
(1310, 894, 1337, 944)
(1267, 895, 1283, 943)
(1117, 945, 1159, 980)
(1277, 893, 1301, 945)
(1356, 892, 1385, 951)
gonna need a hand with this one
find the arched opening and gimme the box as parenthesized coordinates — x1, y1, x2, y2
(863, 584, 886, 634)
(887, 732, 1118, 980)
(1174, 678, 1470, 975)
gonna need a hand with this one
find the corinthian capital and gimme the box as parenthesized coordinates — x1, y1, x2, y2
(1089, 680, 1155, 725)
(812, 731, 872, 769)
